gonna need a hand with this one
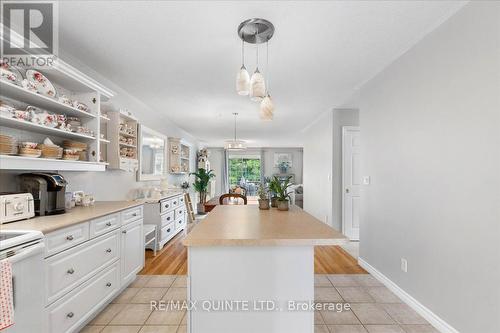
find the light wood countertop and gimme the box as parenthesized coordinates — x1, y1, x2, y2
(136, 190, 184, 204)
(0, 201, 143, 234)
(183, 205, 347, 246)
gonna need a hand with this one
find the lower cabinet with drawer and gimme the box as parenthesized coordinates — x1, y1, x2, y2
(47, 261, 119, 333)
(42, 204, 145, 333)
(143, 193, 188, 251)
(46, 230, 120, 304)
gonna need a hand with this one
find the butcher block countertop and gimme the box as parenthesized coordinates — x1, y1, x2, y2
(183, 205, 347, 246)
(1, 201, 143, 234)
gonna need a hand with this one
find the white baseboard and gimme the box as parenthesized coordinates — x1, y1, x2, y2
(358, 257, 459, 333)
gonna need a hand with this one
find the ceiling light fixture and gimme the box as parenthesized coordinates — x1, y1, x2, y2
(236, 39, 250, 95)
(237, 18, 275, 115)
(224, 112, 247, 150)
(260, 40, 274, 121)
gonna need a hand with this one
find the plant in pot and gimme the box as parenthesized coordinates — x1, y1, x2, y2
(257, 184, 270, 210)
(268, 176, 280, 207)
(275, 176, 293, 211)
(190, 168, 215, 214)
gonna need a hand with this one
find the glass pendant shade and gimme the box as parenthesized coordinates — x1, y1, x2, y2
(224, 140, 247, 150)
(236, 65, 250, 95)
(250, 68, 266, 102)
(260, 94, 274, 121)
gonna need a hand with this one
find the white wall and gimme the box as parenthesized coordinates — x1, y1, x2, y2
(303, 112, 333, 225)
(357, 2, 500, 332)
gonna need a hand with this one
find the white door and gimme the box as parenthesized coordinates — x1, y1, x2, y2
(342, 127, 361, 240)
(120, 219, 144, 286)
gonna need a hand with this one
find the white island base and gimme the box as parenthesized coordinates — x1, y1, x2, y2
(187, 246, 314, 333)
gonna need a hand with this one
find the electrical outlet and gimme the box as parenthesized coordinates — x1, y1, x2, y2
(401, 258, 408, 273)
(362, 176, 371, 185)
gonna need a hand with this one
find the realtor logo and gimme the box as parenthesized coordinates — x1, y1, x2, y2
(1, 1, 58, 66)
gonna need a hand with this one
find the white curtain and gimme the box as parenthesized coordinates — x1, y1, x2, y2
(221, 149, 229, 194)
(260, 149, 265, 185)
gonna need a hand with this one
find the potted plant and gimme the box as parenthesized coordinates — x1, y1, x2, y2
(278, 161, 290, 174)
(257, 184, 270, 210)
(190, 168, 215, 214)
(268, 177, 280, 207)
(275, 176, 293, 211)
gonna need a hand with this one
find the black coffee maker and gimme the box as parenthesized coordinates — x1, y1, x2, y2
(18, 172, 67, 215)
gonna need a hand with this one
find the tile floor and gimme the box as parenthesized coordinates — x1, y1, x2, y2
(81, 274, 438, 333)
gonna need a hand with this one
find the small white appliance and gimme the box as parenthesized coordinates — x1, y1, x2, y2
(0, 230, 46, 332)
(0, 193, 35, 224)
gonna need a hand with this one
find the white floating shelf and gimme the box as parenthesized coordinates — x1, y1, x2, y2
(99, 138, 110, 144)
(0, 80, 97, 118)
(100, 115, 110, 122)
(119, 131, 136, 138)
(0, 155, 106, 171)
(0, 116, 96, 141)
(119, 142, 136, 148)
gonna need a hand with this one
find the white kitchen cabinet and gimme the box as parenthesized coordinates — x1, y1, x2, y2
(143, 193, 187, 250)
(120, 218, 144, 286)
(106, 109, 139, 171)
(40, 204, 144, 333)
(47, 261, 119, 333)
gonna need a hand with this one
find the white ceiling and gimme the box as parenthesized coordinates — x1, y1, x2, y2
(58, 1, 465, 147)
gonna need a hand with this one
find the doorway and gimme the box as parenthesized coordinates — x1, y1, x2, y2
(342, 126, 361, 241)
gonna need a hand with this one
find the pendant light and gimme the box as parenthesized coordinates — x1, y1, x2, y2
(236, 40, 250, 95)
(249, 32, 266, 102)
(224, 113, 247, 150)
(260, 41, 274, 121)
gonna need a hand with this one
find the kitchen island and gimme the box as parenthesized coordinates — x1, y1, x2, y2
(183, 205, 347, 333)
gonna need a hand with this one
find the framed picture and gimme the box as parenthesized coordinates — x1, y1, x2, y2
(274, 152, 293, 167)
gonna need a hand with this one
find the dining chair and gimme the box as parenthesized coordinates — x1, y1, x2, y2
(219, 193, 248, 205)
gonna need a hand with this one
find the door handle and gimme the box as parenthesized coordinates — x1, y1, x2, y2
(345, 188, 350, 193)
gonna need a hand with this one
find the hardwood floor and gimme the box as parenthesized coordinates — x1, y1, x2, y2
(139, 221, 367, 275)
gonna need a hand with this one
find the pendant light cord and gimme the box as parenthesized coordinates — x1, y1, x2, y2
(255, 30, 259, 70)
(241, 40, 245, 66)
(266, 40, 270, 94)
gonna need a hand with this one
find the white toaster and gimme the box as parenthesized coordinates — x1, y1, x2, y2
(0, 193, 35, 224)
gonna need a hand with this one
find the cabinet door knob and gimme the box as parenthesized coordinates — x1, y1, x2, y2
(105, 248, 112, 253)
(167, 217, 171, 221)
(132, 212, 137, 216)
(67, 312, 74, 318)
(106, 222, 112, 226)
(106, 282, 112, 287)
(67, 268, 75, 274)
(167, 228, 171, 233)
(179, 210, 182, 214)
(66, 235, 74, 241)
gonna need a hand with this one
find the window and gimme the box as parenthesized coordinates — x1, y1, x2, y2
(228, 156, 261, 196)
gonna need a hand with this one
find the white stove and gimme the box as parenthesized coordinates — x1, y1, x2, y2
(0, 230, 46, 332)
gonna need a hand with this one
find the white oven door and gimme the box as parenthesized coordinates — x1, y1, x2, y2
(4, 242, 47, 333)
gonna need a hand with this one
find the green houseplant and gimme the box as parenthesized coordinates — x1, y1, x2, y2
(190, 168, 215, 213)
(257, 184, 270, 210)
(268, 176, 280, 207)
(275, 176, 293, 211)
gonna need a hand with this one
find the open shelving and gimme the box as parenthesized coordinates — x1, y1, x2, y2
(0, 80, 97, 119)
(0, 59, 115, 171)
(0, 115, 96, 141)
(168, 137, 190, 174)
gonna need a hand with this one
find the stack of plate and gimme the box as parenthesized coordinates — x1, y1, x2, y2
(19, 147, 42, 157)
(62, 140, 87, 150)
(39, 144, 63, 159)
(0, 135, 18, 155)
(62, 149, 80, 161)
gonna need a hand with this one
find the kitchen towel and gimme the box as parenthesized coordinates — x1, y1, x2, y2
(0, 260, 14, 330)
